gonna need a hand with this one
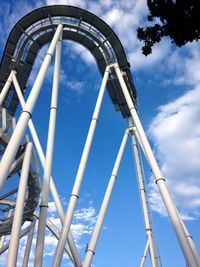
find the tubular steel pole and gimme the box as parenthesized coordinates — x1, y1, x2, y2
(12, 75, 81, 267)
(6, 142, 33, 267)
(34, 211, 75, 263)
(1, 108, 7, 132)
(0, 70, 15, 107)
(133, 124, 197, 267)
(128, 120, 158, 267)
(22, 219, 36, 267)
(34, 30, 62, 267)
(49, 180, 81, 267)
(114, 63, 198, 267)
(140, 239, 150, 267)
(82, 129, 129, 267)
(52, 65, 110, 267)
(178, 212, 200, 265)
(0, 24, 63, 192)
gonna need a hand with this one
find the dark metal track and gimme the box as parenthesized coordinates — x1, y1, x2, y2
(0, 108, 40, 236)
(0, 5, 137, 118)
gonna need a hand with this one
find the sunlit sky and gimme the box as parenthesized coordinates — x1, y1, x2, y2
(0, 0, 200, 266)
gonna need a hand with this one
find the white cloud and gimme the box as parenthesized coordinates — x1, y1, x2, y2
(0, 1, 42, 49)
(148, 85, 200, 220)
(73, 206, 97, 225)
(71, 206, 97, 242)
(47, 201, 97, 245)
(129, 39, 171, 70)
(46, 0, 87, 9)
(69, 43, 95, 65)
(166, 43, 200, 87)
(0, 202, 97, 266)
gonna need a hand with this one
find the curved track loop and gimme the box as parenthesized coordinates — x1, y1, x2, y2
(0, 5, 137, 118)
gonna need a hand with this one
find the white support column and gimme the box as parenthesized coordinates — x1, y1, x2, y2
(0, 70, 15, 107)
(22, 219, 36, 267)
(128, 119, 157, 267)
(178, 213, 200, 265)
(1, 108, 7, 132)
(50, 179, 81, 267)
(34, 211, 75, 263)
(132, 126, 149, 164)
(12, 74, 81, 267)
(82, 129, 129, 267)
(113, 63, 198, 267)
(34, 29, 62, 267)
(140, 239, 149, 267)
(52, 65, 110, 267)
(0, 24, 63, 192)
(6, 142, 33, 267)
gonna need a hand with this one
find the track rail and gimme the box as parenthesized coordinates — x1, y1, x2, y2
(0, 5, 137, 118)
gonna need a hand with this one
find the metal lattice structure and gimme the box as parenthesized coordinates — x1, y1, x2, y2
(0, 5, 199, 267)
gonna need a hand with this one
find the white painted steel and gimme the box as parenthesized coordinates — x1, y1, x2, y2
(128, 119, 157, 267)
(22, 219, 36, 267)
(114, 63, 198, 267)
(33, 211, 75, 262)
(34, 30, 62, 267)
(49, 180, 81, 267)
(0, 70, 15, 107)
(8, 152, 24, 176)
(140, 239, 149, 267)
(1, 108, 7, 131)
(0, 24, 63, 192)
(82, 129, 129, 267)
(13, 74, 81, 267)
(133, 124, 199, 267)
(6, 142, 33, 267)
(12, 117, 16, 130)
(178, 212, 200, 265)
(52, 65, 110, 267)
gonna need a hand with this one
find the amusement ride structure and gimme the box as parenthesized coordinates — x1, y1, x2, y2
(0, 5, 199, 267)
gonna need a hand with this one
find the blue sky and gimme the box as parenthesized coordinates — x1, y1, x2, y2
(0, 0, 200, 266)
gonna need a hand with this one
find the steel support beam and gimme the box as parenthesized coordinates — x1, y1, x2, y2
(34, 29, 63, 267)
(0, 24, 63, 192)
(52, 65, 110, 267)
(82, 129, 129, 267)
(12, 74, 81, 267)
(0, 70, 15, 107)
(140, 239, 149, 267)
(128, 120, 157, 267)
(178, 212, 200, 265)
(113, 63, 198, 267)
(7, 142, 33, 267)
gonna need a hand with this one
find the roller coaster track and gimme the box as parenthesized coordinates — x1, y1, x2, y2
(0, 5, 198, 267)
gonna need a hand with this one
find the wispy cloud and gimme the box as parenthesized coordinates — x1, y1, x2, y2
(0, 200, 98, 266)
(0, 1, 43, 54)
(148, 85, 200, 220)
